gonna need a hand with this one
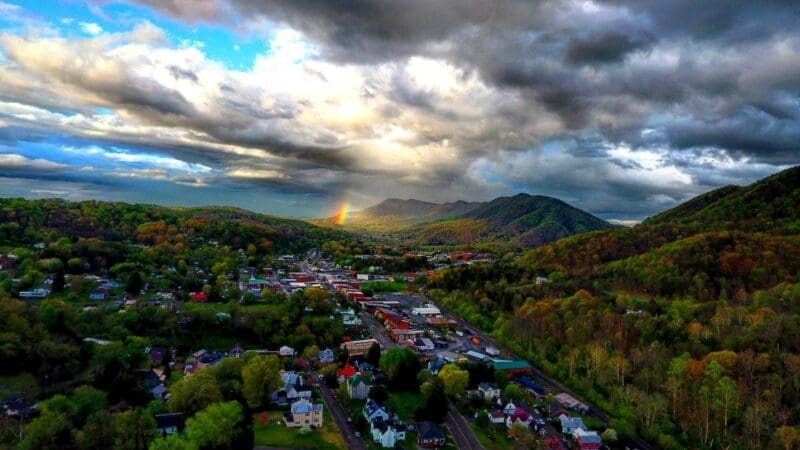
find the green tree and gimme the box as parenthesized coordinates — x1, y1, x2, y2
(475, 410, 490, 428)
(241, 354, 281, 408)
(114, 408, 157, 450)
(18, 411, 72, 450)
(365, 342, 382, 367)
(494, 371, 509, 389)
(149, 434, 199, 450)
(379, 347, 422, 391)
(76, 411, 116, 449)
(503, 384, 523, 402)
(438, 364, 469, 398)
(169, 369, 223, 414)
(419, 377, 448, 422)
(185, 401, 244, 449)
(126, 271, 144, 295)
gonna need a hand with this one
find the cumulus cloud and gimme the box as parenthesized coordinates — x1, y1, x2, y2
(0, 0, 797, 218)
(0, 153, 66, 170)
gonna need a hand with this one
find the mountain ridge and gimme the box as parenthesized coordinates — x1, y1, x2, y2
(315, 193, 614, 248)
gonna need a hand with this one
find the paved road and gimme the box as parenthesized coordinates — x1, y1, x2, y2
(445, 405, 485, 450)
(317, 377, 367, 450)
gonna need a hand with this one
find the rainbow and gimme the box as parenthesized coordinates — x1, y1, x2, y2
(333, 199, 350, 225)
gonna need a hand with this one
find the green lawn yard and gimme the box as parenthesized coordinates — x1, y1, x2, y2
(253, 409, 347, 450)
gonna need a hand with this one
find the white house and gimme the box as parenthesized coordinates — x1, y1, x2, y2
(363, 399, 391, 423)
(279, 345, 296, 357)
(503, 401, 517, 416)
(370, 419, 406, 448)
(478, 382, 500, 400)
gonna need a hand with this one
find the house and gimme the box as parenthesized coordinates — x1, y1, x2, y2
(415, 338, 435, 352)
(575, 429, 602, 450)
(478, 382, 501, 400)
(148, 348, 168, 366)
(337, 364, 357, 383)
(411, 304, 441, 316)
(230, 344, 245, 358)
(283, 399, 323, 428)
(417, 421, 446, 448)
(151, 385, 168, 399)
(188, 292, 207, 302)
(2, 398, 37, 419)
(281, 371, 301, 386)
(89, 290, 107, 301)
(492, 360, 533, 376)
(363, 399, 391, 423)
(503, 401, 517, 416)
(279, 345, 296, 357)
(488, 410, 506, 425)
(155, 413, 184, 436)
(355, 361, 375, 373)
(319, 348, 334, 364)
(506, 408, 532, 428)
(342, 313, 362, 326)
(286, 383, 313, 401)
(340, 339, 379, 356)
(518, 377, 547, 397)
(554, 392, 588, 413)
(370, 418, 406, 448)
(347, 373, 372, 400)
(547, 402, 569, 418)
(427, 357, 446, 375)
(19, 288, 50, 299)
(559, 416, 586, 434)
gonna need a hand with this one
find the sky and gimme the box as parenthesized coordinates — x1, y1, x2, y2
(0, 1, 797, 222)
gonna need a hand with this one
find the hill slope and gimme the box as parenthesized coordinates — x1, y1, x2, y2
(427, 165, 800, 449)
(0, 198, 347, 253)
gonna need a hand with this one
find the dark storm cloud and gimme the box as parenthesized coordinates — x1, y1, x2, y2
(666, 106, 800, 164)
(565, 31, 654, 65)
(22, 0, 800, 218)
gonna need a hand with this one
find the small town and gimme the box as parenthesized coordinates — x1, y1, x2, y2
(1, 239, 618, 450)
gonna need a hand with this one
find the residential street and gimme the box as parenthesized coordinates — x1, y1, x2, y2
(445, 405, 485, 450)
(359, 309, 485, 450)
(317, 378, 367, 450)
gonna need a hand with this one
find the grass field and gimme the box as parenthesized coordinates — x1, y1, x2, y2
(385, 392, 423, 421)
(253, 409, 347, 450)
(359, 280, 408, 293)
(470, 423, 513, 450)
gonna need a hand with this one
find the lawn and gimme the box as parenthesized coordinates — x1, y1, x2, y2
(385, 392, 423, 421)
(360, 280, 407, 293)
(253, 409, 347, 450)
(470, 423, 513, 450)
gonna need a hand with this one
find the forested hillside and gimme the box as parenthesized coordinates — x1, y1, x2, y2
(427, 166, 800, 449)
(320, 193, 614, 249)
(0, 198, 353, 449)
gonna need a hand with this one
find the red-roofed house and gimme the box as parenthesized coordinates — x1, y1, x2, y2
(506, 408, 533, 429)
(337, 364, 357, 382)
(189, 292, 207, 302)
